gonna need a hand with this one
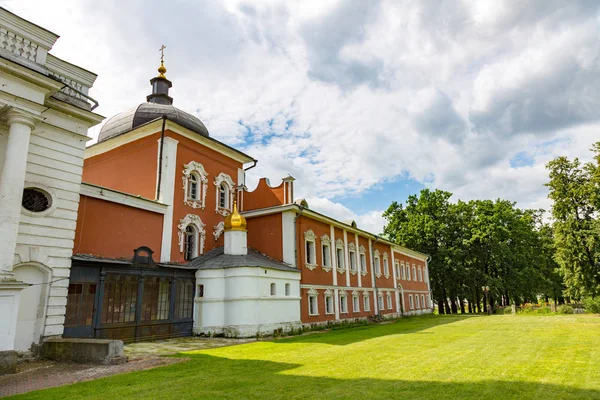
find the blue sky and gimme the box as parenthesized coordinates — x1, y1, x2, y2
(5, 0, 600, 233)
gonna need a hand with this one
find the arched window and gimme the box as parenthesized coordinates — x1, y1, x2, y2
(270, 283, 276, 296)
(184, 225, 196, 261)
(178, 214, 206, 259)
(182, 161, 208, 209)
(214, 173, 235, 215)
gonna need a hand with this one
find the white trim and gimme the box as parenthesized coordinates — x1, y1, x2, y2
(158, 137, 178, 262)
(213, 221, 225, 241)
(304, 229, 317, 270)
(182, 161, 208, 210)
(335, 238, 345, 274)
(321, 235, 332, 272)
(178, 214, 206, 257)
(85, 119, 254, 164)
(80, 182, 167, 214)
(214, 172, 235, 216)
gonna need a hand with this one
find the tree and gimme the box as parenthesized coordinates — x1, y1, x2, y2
(546, 143, 600, 297)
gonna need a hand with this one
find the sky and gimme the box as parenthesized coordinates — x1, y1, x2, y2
(4, 0, 600, 234)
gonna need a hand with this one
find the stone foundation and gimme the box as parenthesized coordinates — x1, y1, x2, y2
(0, 350, 17, 375)
(39, 338, 127, 365)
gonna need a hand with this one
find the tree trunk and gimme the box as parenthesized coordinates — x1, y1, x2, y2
(445, 298, 452, 314)
(459, 298, 465, 314)
(450, 298, 458, 314)
(467, 300, 473, 314)
(489, 295, 495, 314)
(437, 297, 445, 314)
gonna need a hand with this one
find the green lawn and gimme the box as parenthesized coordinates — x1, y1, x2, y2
(12, 315, 600, 399)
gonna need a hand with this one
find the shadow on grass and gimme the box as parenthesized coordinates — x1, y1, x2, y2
(277, 314, 478, 346)
(10, 353, 599, 400)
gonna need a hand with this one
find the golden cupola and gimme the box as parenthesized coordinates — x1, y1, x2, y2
(224, 200, 247, 231)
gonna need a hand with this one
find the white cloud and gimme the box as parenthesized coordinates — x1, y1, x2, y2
(5, 0, 600, 235)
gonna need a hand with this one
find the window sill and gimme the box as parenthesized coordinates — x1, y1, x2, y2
(308, 313, 320, 316)
(337, 268, 346, 274)
(360, 271, 368, 276)
(305, 263, 318, 271)
(322, 265, 332, 272)
(350, 269, 358, 276)
(375, 273, 382, 278)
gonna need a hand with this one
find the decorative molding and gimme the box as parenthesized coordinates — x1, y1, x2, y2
(339, 289, 347, 296)
(324, 288, 333, 295)
(177, 214, 206, 255)
(307, 287, 318, 296)
(320, 234, 331, 245)
(348, 242, 356, 252)
(358, 245, 366, 254)
(335, 239, 346, 274)
(0, 27, 39, 64)
(305, 263, 317, 271)
(322, 265, 332, 273)
(362, 290, 370, 297)
(352, 290, 359, 296)
(213, 221, 224, 241)
(214, 172, 235, 215)
(304, 229, 316, 241)
(183, 161, 208, 210)
(80, 183, 167, 214)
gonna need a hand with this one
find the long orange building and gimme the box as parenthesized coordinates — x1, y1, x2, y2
(65, 62, 432, 341)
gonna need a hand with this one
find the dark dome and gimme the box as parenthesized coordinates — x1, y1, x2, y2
(98, 103, 209, 142)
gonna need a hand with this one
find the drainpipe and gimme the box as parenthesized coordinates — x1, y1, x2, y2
(155, 116, 167, 200)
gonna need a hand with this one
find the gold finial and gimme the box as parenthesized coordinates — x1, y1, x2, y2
(224, 200, 247, 231)
(157, 45, 167, 78)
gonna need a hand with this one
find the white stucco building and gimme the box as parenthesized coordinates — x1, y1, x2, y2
(0, 7, 103, 351)
(191, 203, 302, 337)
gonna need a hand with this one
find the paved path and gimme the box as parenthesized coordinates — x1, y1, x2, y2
(0, 337, 255, 398)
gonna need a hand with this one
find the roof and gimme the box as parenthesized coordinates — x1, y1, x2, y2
(72, 253, 193, 270)
(98, 103, 209, 142)
(189, 247, 300, 272)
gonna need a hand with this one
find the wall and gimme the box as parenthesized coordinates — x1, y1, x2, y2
(242, 178, 285, 211)
(82, 133, 159, 199)
(13, 124, 90, 341)
(169, 131, 243, 262)
(246, 213, 283, 261)
(73, 195, 163, 259)
(194, 266, 301, 337)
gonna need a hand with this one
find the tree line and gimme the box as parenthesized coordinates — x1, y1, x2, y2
(383, 142, 600, 314)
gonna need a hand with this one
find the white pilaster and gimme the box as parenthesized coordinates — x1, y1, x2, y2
(355, 233, 361, 287)
(281, 211, 296, 266)
(0, 110, 37, 277)
(343, 230, 350, 287)
(157, 137, 178, 262)
(391, 248, 400, 313)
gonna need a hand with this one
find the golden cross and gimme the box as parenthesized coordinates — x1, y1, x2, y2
(159, 45, 166, 63)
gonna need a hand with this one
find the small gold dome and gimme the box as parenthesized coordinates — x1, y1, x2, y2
(224, 200, 247, 231)
(157, 62, 167, 78)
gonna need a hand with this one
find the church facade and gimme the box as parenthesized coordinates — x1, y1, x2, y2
(0, 8, 432, 351)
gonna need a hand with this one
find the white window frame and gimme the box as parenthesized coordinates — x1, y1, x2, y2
(321, 234, 332, 272)
(335, 239, 345, 273)
(406, 263, 411, 281)
(348, 242, 357, 275)
(339, 290, 348, 314)
(352, 291, 360, 312)
(270, 283, 277, 296)
(409, 294, 414, 310)
(304, 229, 317, 270)
(386, 292, 393, 310)
(421, 294, 425, 308)
(415, 294, 420, 308)
(418, 266, 423, 282)
(214, 172, 235, 216)
(178, 214, 206, 258)
(394, 261, 400, 279)
(182, 161, 208, 209)
(183, 225, 197, 261)
(412, 264, 417, 281)
(308, 288, 319, 316)
(325, 289, 334, 314)
(359, 245, 367, 275)
(383, 253, 390, 278)
(401, 261, 406, 280)
(378, 294, 384, 311)
(363, 291, 371, 311)
(374, 250, 381, 278)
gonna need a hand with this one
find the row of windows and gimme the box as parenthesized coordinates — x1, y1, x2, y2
(407, 294, 429, 310)
(270, 283, 291, 297)
(182, 161, 235, 214)
(307, 291, 394, 316)
(303, 231, 428, 284)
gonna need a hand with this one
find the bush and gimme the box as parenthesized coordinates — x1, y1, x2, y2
(503, 306, 513, 314)
(557, 305, 574, 314)
(583, 297, 600, 314)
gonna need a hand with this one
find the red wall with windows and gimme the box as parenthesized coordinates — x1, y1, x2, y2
(297, 216, 333, 286)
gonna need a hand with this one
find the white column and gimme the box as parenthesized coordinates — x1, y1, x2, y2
(343, 230, 350, 287)
(391, 248, 400, 314)
(0, 110, 37, 277)
(355, 233, 361, 287)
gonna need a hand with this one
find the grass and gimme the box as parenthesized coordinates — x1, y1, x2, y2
(11, 314, 600, 399)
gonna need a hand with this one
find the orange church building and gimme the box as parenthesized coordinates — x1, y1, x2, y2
(65, 61, 432, 341)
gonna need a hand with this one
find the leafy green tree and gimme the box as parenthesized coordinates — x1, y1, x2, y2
(546, 143, 600, 297)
